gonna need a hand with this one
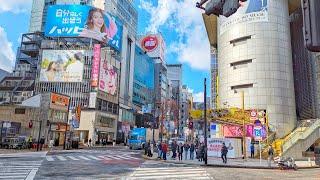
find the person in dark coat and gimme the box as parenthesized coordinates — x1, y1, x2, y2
(221, 142, 228, 164)
(250, 143, 255, 158)
(39, 136, 45, 151)
(178, 142, 184, 161)
(190, 142, 195, 160)
(171, 141, 177, 159)
(198, 143, 205, 162)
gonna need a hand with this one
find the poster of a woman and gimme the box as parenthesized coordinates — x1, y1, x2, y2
(99, 60, 118, 95)
(79, 8, 118, 43)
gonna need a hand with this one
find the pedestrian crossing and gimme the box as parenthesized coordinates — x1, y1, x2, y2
(0, 160, 42, 180)
(45, 154, 140, 162)
(129, 166, 212, 179)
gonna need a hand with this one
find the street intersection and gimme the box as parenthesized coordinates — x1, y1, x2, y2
(0, 147, 319, 179)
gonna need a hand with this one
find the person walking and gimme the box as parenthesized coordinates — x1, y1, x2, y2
(39, 136, 45, 151)
(184, 142, 190, 160)
(171, 141, 177, 159)
(190, 142, 195, 160)
(157, 142, 162, 159)
(250, 143, 255, 158)
(268, 145, 274, 167)
(198, 143, 204, 162)
(145, 141, 150, 156)
(88, 138, 92, 147)
(162, 141, 168, 160)
(178, 142, 183, 161)
(27, 136, 33, 149)
(221, 142, 228, 164)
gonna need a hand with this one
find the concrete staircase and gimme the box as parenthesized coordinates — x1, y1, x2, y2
(281, 119, 320, 159)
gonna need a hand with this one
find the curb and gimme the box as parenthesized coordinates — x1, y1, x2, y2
(142, 155, 320, 169)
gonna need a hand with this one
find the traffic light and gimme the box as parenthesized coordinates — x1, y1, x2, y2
(302, 0, 320, 52)
(197, 0, 247, 17)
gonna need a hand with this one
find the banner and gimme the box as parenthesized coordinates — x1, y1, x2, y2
(99, 57, 118, 95)
(91, 44, 101, 87)
(223, 125, 243, 137)
(45, 5, 123, 52)
(219, 0, 268, 35)
(207, 138, 242, 158)
(72, 105, 81, 128)
(40, 50, 84, 82)
(50, 93, 70, 112)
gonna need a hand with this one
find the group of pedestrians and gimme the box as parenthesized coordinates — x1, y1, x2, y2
(169, 140, 206, 161)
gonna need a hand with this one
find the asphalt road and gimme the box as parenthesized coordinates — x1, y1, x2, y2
(0, 148, 319, 179)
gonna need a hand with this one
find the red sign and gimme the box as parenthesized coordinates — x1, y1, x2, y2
(141, 35, 158, 52)
(91, 44, 101, 87)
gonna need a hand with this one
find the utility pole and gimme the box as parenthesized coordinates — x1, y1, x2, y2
(241, 91, 246, 159)
(204, 78, 208, 165)
(63, 100, 71, 150)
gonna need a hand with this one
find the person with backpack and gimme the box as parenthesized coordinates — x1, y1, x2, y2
(221, 142, 228, 164)
(190, 142, 195, 160)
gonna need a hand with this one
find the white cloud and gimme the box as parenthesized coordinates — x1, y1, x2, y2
(139, 0, 210, 71)
(0, 0, 32, 14)
(193, 92, 204, 102)
(0, 27, 15, 72)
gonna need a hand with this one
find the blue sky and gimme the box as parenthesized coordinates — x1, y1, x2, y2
(0, 0, 210, 101)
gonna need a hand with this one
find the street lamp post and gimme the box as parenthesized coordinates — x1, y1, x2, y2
(204, 78, 208, 165)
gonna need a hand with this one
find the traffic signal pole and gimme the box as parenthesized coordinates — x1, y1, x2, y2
(204, 78, 208, 165)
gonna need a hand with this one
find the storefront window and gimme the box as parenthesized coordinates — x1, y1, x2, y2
(99, 116, 114, 128)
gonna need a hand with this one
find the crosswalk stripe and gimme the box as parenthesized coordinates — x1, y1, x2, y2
(133, 169, 207, 174)
(130, 174, 211, 179)
(0, 175, 27, 179)
(67, 156, 79, 160)
(105, 155, 121, 160)
(46, 156, 54, 161)
(78, 156, 91, 160)
(113, 155, 130, 160)
(98, 155, 111, 160)
(56, 156, 67, 161)
(87, 155, 101, 160)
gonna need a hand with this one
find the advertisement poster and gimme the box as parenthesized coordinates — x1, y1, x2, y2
(91, 44, 101, 87)
(99, 57, 118, 95)
(223, 125, 243, 137)
(40, 50, 84, 82)
(45, 5, 123, 52)
(207, 138, 241, 158)
(210, 123, 220, 138)
(72, 105, 81, 128)
(89, 92, 97, 108)
(219, 0, 268, 35)
(50, 93, 70, 112)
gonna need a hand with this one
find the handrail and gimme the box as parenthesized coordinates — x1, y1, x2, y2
(282, 119, 320, 153)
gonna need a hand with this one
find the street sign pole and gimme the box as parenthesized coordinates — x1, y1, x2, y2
(204, 78, 208, 165)
(259, 140, 262, 164)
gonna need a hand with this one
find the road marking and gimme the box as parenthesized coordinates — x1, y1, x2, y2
(98, 155, 111, 160)
(87, 155, 101, 160)
(25, 168, 38, 180)
(67, 156, 79, 160)
(56, 156, 67, 161)
(105, 155, 121, 160)
(78, 156, 91, 160)
(0, 175, 27, 179)
(46, 156, 54, 161)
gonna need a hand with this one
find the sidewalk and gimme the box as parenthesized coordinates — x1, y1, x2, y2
(143, 152, 319, 169)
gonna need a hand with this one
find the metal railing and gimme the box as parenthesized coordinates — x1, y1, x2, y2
(282, 119, 320, 154)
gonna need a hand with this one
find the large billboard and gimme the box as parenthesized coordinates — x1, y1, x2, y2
(219, 0, 268, 35)
(50, 93, 70, 112)
(99, 56, 118, 95)
(91, 44, 101, 87)
(45, 5, 123, 52)
(40, 50, 84, 82)
(138, 34, 165, 62)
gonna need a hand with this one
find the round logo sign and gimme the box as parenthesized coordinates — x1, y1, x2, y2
(141, 35, 158, 52)
(250, 110, 257, 117)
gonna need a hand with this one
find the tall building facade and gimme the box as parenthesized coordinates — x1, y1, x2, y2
(133, 45, 155, 128)
(290, 8, 319, 120)
(166, 64, 183, 136)
(217, 0, 296, 137)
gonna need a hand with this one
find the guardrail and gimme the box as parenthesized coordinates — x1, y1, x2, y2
(282, 119, 320, 154)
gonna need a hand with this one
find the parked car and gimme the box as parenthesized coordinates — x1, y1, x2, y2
(2, 137, 27, 149)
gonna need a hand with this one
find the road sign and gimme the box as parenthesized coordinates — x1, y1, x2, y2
(250, 110, 258, 121)
(254, 127, 262, 141)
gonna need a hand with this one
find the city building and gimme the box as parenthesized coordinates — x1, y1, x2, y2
(132, 45, 155, 128)
(290, 8, 319, 120)
(203, 0, 298, 138)
(166, 64, 183, 136)
(181, 85, 192, 138)
(0, 69, 9, 82)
